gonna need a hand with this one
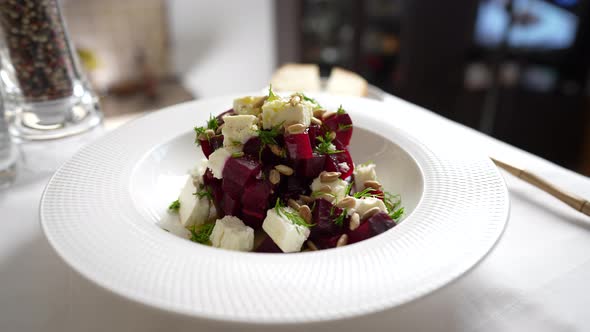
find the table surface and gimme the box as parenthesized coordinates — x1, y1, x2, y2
(1, 94, 589, 332)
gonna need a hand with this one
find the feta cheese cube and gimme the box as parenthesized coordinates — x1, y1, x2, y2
(310, 176, 349, 201)
(354, 162, 377, 192)
(353, 197, 387, 217)
(262, 207, 310, 253)
(190, 158, 209, 183)
(178, 176, 211, 227)
(207, 148, 231, 179)
(233, 96, 265, 116)
(261, 97, 313, 129)
(222, 115, 259, 149)
(210, 216, 254, 251)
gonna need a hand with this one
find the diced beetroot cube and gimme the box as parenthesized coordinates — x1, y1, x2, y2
(242, 180, 272, 212)
(243, 137, 263, 158)
(348, 211, 395, 244)
(222, 157, 262, 188)
(222, 192, 241, 217)
(199, 135, 224, 158)
(279, 175, 310, 200)
(222, 178, 243, 199)
(243, 137, 285, 165)
(284, 132, 313, 160)
(366, 211, 396, 234)
(313, 234, 342, 249)
(307, 124, 322, 146)
(216, 109, 234, 125)
(323, 113, 353, 146)
(324, 149, 354, 179)
(296, 153, 326, 178)
(241, 208, 266, 229)
(310, 199, 348, 240)
(255, 236, 282, 253)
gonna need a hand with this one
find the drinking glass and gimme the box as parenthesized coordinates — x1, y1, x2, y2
(0, 0, 102, 140)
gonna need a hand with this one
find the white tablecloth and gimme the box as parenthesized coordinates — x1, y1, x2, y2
(1, 96, 589, 332)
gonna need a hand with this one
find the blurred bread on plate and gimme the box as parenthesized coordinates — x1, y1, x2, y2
(271, 64, 368, 97)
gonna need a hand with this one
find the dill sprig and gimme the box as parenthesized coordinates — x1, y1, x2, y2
(334, 209, 347, 226)
(383, 191, 404, 222)
(336, 105, 347, 115)
(315, 133, 343, 155)
(299, 93, 322, 109)
(168, 199, 180, 212)
(267, 84, 279, 101)
(189, 223, 215, 244)
(275, 198, 314, 228)
(194, 114, 220, 145)
(338, 123, 352, 131)
(352, 187, 376, 199)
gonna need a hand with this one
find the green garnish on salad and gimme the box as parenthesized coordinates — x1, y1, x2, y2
(168, 199, 180, 212)
(315, 132, 343, 155)
(189, 223, 215, 244)
(275, 198, 314, 228)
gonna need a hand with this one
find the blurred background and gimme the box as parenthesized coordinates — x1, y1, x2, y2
(60, 0, 590, 175)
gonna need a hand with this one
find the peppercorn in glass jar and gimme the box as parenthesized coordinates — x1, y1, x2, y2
(0, 0, 101, 140)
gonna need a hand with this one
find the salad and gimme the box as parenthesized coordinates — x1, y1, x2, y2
(164, 87, 403, 252)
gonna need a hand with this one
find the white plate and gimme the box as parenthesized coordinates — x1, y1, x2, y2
(40, 94, 509, 324)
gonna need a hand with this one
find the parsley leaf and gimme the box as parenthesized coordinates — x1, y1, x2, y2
(168, 199, 180, 212)
(189, 223, 215, 244)
(315, 132, 343, 155)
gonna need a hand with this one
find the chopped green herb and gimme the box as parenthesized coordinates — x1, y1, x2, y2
(299, 93, 322, 109)
(231, 151, 244, 158)
(353, 187, 377, 199)
(267, 84, 279, 101)
(194, 187, 213, 200)
(256, 121, 284, 160)
(359, 160, 375, 167)
(168, 199, 180, 212)
(275, 198, 314, 228)
(336, 105, 347, 115)
(338, 123, 353, 131)
(189, 223, 215, 244)
(315, 132, 343, 155)
(344, 181, 354, 196)
(383, 191, 404, 222)
(194, 114, 219, 145)
(334, 209, 347, 226)
(311, 190, 335, 198)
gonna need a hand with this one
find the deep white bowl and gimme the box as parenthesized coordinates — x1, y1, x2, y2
(40, 94, 509, 324)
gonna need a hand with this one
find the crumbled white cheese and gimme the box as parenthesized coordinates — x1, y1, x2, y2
(207, 148, 231, 179)
(310, 176, 349, 201)
(210, 216, 254, 251)
(352, 197, 387, 217)
(233, 96, 265, 116)
(178, 176, 210, 227)
(262, 207, 310, 253)
(222, 114, 258, 150)
(261, 96, 314, 129)
(354, 162, 377, 192)
(338, 162, 350, 173)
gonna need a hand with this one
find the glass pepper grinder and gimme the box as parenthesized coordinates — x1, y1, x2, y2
(0, 0, 102, 140)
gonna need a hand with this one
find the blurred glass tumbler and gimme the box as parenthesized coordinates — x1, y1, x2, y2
(0, 101, 17, 187)
(0, 0, 102, 140)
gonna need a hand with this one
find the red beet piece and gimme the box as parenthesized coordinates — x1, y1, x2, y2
(348, 211, 396, 244)
(222, 157, 262, 188)
(243, 136, 263, 159)
(296, 153, 326, 178)
(324, 149, 354, 179)
(323, 113, 353, 146)
(255, 236, 282, 253)
(242, 180, 272, 212)
(216, 109, 234, 125)
(313, 234, 342, 249)
(203, 169, 222, 210)
(307, 124, 322, 147)
(241, 209, 266, 229)
(222, 192, 241, 217)
(199, 135, 224, 158)
(279, 175, 310, 200)
(310, 199, 348, 240)
(284, 132, 313, 160)
(222, 178, 243, 199)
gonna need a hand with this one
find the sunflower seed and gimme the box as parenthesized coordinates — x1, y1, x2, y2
(336, 196, 356, 209)
(322, 111, 336, 120)
(349, 213, 360, 230)
(311, 117, 322, 126)
(336, 234, 348, 247)
(269, 144, 285, 157)
(313, 109, 326, 118)
(364, 180, 382, 190)
(286, 123, 306, 134)
(320, 171, 341, 183)
(299, 205, 312, 223)
(361, 207, 381, 220)
(306, 240, 318, 251)
(269, 169, 281, 185)
(300, 195, 314, 204)
(275, 164, 294, 176)
(287, 198, 301, 211)
(205, 129, 216, 138)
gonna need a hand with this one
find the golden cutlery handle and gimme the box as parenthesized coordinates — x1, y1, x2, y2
(491, 158, 590, 217)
